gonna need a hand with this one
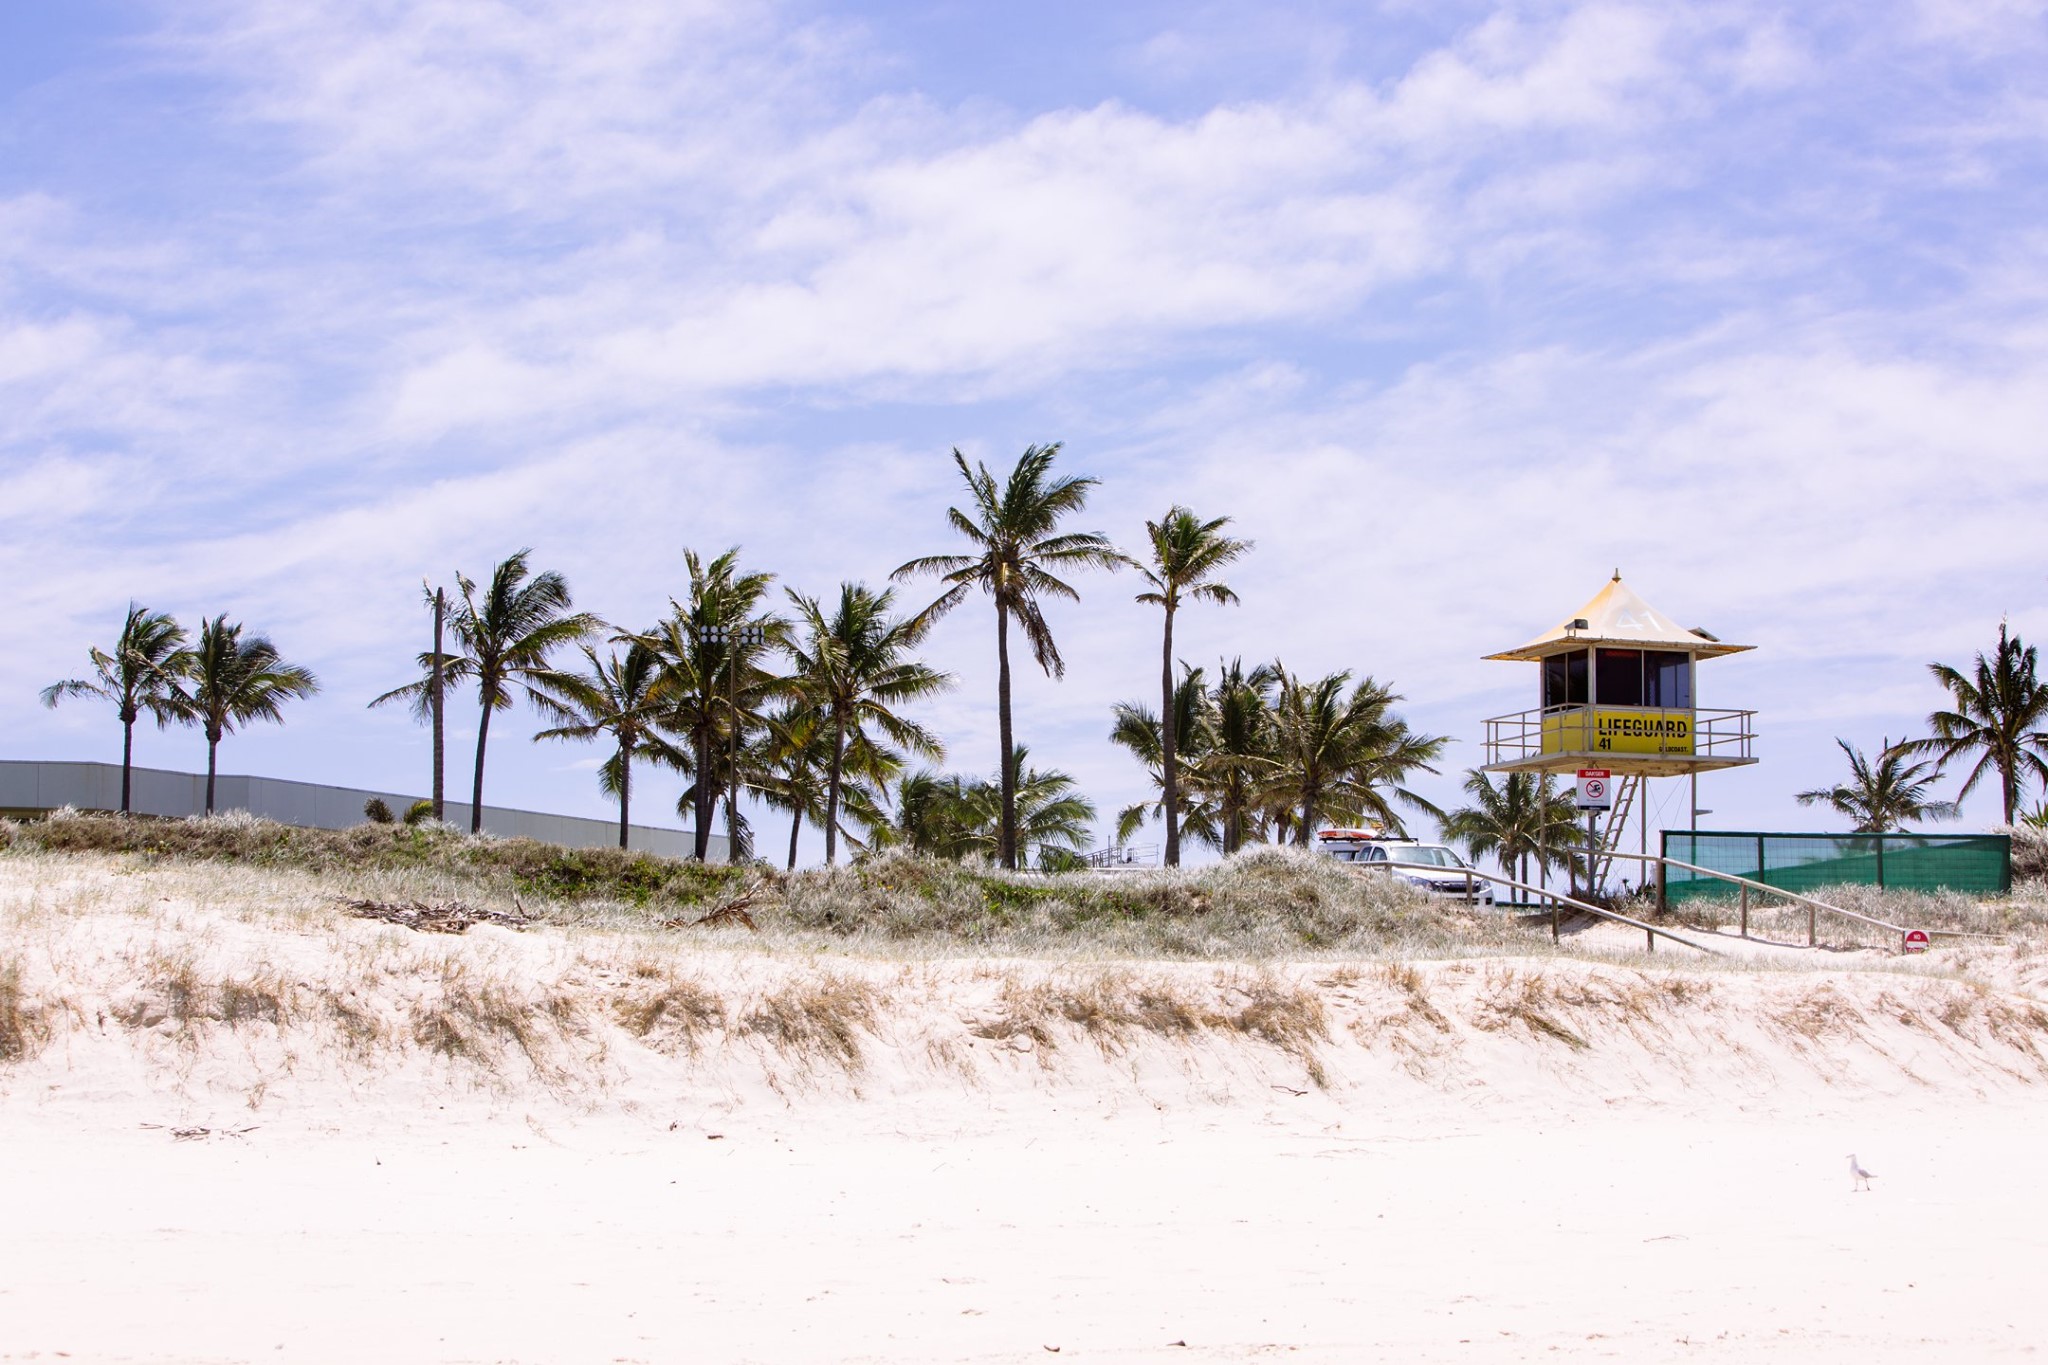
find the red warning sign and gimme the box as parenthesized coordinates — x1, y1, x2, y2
(1903, 930, 1930, 954)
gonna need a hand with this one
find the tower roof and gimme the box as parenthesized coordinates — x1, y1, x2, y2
(1484, 574, 1753, 662)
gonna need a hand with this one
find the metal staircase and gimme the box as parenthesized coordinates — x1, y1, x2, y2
(1591, 774, 1642, 893)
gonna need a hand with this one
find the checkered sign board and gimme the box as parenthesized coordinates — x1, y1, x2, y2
(1575, 769, 1612, 810)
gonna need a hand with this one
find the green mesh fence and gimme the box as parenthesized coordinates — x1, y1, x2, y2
(1658, 831, 2011, 903)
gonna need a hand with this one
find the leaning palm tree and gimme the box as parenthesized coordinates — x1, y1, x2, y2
(893, 443, 1123, 869)
(1110, 665, 1221, 851)
(1903, 623, 2048, 825)
(1442, 770, 1587, 892)
(41, 603, 192, 814)
(179, 615, 320, 814)
(1133, 507, 1250, 865)
(637, 548, 784, 860)
(531, 641, 666, 849)
(1267, 668, 1445, 843)
(1796, 738, 1962, 833)
(784, 583, 952, 864)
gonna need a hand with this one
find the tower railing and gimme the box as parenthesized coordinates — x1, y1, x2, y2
(1482, 704, 1755, 768)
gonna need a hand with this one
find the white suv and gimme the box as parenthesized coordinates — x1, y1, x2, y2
(1315, 830, 1495, 905)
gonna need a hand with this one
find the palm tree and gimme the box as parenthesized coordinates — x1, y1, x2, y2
(1110, 665, 1221, 851)
(1190, 658, 1279, 855)
(435, 550, 599, 833)
(893, 444, 1123, 869)
(874, 768, 985, 860)
(637, 548, 783, 860)
(1904, 623, 2048, 825)
(1796, 738, 1962, 833)
(872, 748, 1097, 869)
(41, 603, 192, 814)
(1133, 507, 1250, 865)
(784, 583, 951, 864)
(531, 641, 666, 849)
(179, 615, 320, 814)
(1268, 668, 1445, 843)
(1442, 770, 1587, 892)
(1005, 746, 1100, 870)
(756, 702, 894, 868)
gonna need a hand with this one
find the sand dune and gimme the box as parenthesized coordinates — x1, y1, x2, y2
(4, 852, 2047, 1362)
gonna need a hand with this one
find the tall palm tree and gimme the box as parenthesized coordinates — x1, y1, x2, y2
(1442, 770, 1587, 891)
(1110, 665, 1221, 851)
(1268, 667, 1445, 843)
(1904, 623, 2048, 825)
(893, 443, 1123, 869)
(531, 641, 666, 849)
(784, 583, 952, 864)
(1133, 507, 1251, 865)
(637, 548, 783, 860)
(1191, 658, 1279, 855)
(1796, 738, 1962, 833)
(41, 603, 192, 814)
(179, 615, 320, 814)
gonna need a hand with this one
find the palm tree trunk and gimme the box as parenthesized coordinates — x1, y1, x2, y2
(430, 588, 446, 822)
(693, 714, 713, 861)
(823, 716, 847, 865)
(1297, 779, 1315, 847)
(1160, 604, 1179, 867)
(617, 739, 631, 850)
(471, 703, 492, 834)
(205, 731, 219, 815)
(995, 599, 1017, 871)
(120, 716, 135, 815)
(788, 804, 803, 870)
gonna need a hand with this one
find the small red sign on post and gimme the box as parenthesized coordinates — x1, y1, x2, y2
(1575, 768, 1612, 810)
(1903, 929, 1930, 954)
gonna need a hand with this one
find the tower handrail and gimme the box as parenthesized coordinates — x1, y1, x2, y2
(1599, 850, 2001, 951)
(1348, 861, 1719, 955)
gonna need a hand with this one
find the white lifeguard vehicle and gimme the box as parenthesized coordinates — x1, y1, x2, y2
(1315, 829, 1494, 905)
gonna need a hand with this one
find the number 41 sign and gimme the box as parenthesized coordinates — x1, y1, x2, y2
(1575, 769, 1612, 811)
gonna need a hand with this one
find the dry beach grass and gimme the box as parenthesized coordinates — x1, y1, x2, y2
(8, 813, 2048, 1363)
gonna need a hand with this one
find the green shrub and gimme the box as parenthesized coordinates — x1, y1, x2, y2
(363, 798, 395, 824)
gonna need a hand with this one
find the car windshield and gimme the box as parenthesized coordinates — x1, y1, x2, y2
(1391, 846, 1466, 869)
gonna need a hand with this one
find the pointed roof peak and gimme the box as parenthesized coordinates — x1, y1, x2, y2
(1485, 576, 1753, 661)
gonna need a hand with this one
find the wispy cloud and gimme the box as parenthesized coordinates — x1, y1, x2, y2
(6, 0, 2048, 841)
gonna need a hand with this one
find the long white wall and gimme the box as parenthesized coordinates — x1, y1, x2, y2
(0, 760, 724, 860)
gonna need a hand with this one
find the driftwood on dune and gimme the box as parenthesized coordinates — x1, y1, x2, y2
(340, 897, 532, 934)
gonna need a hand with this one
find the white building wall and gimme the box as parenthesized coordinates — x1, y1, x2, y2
(0, 760, 722, 860)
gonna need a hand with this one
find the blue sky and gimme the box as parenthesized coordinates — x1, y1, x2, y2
(6, 0, 2047, 857)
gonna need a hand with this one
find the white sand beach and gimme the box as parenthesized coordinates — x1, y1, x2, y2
(5, 853, 2047, 1363)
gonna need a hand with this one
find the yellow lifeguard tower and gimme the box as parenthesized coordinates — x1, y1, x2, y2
(1481, 574, 1755, 881)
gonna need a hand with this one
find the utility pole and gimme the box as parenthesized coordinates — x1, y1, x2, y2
(428, 582, 446, 822)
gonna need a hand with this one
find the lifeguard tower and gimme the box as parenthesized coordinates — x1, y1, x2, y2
(1480, 573, 1755, 886)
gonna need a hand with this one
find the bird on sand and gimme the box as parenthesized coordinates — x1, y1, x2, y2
(1848, 1154, 1877, 1192)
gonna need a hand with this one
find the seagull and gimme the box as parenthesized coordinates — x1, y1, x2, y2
(1848, 1154, 1877, 1192)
